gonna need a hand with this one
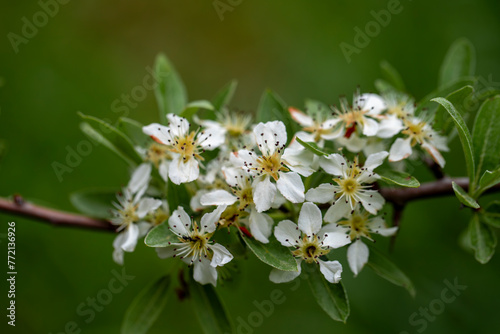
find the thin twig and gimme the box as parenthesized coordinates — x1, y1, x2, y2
(0, 195, 116, 232)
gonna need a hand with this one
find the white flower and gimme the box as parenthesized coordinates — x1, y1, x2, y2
(288, 106, 343, 145)
(111, 164, 162, 265)
(389, 116, 449, 167)
(156, 206, 233, 286)
(323, 202, 398, 275)
(330, 92, 386, 138)
(142, 114, 225, 185)
(306, 151, 388, 214)
(231, 121, 313, 212)
(270, 202, 351, 283)
(200, 167, 275, 243)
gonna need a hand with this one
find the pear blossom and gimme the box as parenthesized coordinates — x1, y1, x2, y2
(323, 201, 398, 275)
(306, 151, 388, 214)
(270, 202, 351, 283)
(231, 121, 314, 212)
(389, 116, 449, 167)
(200, 166, 275, 243)
(156, 205, 233, 286)
(142, 114, 225, 185)
(111, 163, 162, 265)
(330, 92, 387, 138)
(288, 106, 343, 145)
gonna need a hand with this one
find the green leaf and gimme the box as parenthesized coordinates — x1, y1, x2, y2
(434, 85, 474, 134)
(367, 246, 416, 297)
(431, 98, 475, 185)
(307, 266, 349, 323)
(378, 170, 420, 188)
(256, 90, 297, 144)
(438, 38, 476, 89)
(144, 222, 178, 247)
(117, 117, 149, 147)
(296, 137, 327, 156)
(475, 169, 500, 197)
(179, 100, 215, 121)
(452, 181, 480, 208)
(417, 78, 476, 114)
(189, 278, 233, 334)
(482, 201, 500, 228)
(469, 214, 497, 264)
(212, 80, 237, 111)
(304, 99, 330, 114)
(78, 113, 143, 166)
(374, 79, 398, 95)
(70, 188, 117, 219)
(240, 234, 298, 271)
(154, 53, 187, 123)
(380, 60, 405, 92)
(121, 276, 171, 334)
(472, 95, 500, 189)
(166, 180, 191, 216)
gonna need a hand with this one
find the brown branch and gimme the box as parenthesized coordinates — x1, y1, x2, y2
(0, 177, 499, 233)
(0, 195, 116, 232)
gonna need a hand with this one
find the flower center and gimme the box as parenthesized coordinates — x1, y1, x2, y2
(342, 109, 367, 127)
(171, 131, 203, 162)
(178, 223, 212, 261)
(256, 151, 288, 181)
(292, 235, 330, 264)
(118, 201, 139, 227)
(235, 186, 254, 210)
(145, 143, 171, 167)
(402, 120, 428, 146)
(338, 178, 359, 195)
(339, 213, 371, 240)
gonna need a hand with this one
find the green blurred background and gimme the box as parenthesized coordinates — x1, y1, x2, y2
(1, 0, 500, 333)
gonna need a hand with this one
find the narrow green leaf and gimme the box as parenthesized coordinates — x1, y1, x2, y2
(240, 234, 298, 271)
(154, 53, 187, 123)
(431, 98, 475, 186)
(70, 188, 117, 219)
(212, 80, 237, 111)
(434, 85, 474, 134)
(121, 276, 171, 334)
(308, 266, 349, 323)
(78, 113, 143, 166)
(304, 99, 330, 115)
(469, 214, 497, 264)
(256, 90, 297, 144)
(417, 78, 476, 114)
(144, 222, 178, 247)
(189, 278, 233, 334)
(179, 100, 215, 121)
(482, 201, 500, 228)
(166, 180, 191, 216)
(472, 96, 500, 187)
(296, 137, 327, 156)
(378, 170, 420, 188)
(438, 38, 476, 88)
(380, 60, 405, 92)
(452, 181, 480, 208)
(117, 117, 149, 148)
(374, 79, 398, 95)
(367, 246, 416, 297)
(475, 169, 500, 197)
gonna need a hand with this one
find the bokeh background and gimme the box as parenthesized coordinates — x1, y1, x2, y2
(1, 0, 500, 333)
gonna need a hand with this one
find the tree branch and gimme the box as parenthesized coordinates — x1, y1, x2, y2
(0, 195, 116, 232)
(1, 177, 499, 233)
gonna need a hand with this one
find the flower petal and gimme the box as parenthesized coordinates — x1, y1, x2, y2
(254, 121, 287, 156)
(169, 206, 191, 236)
(276, 172, 305, 203)
(318, 259, 343, 283)
(142, 123, 173, 145)
(159, 160, 169, 182)
(253, 176, 277, 212)
(193, 257, 218, 286)
(319, 154, 346, 176)
(305, 183, 335, 204)
(389, 137, 412, 162)
(298, 202, 322, 236)
(377, 116, 403, 138)
(364, 151, 389, 170)
(421, 142, 446, 168)
(358, 93, 386, 115)
(136, 198, 162, 218)
(320, 229, 351, 249)
(198, 128, 225, 150)
(324, 200, 352, 224)
(249, 208, 274, 243)
(167, 114, 189, 138)
(155, 245, 179, 259)
(200, 190, 237, 206)
(274, 220, 301, 247)
(200, 205, 227, 233)
(210, 243, 233, 267)
(282, 148, 315, 177)
(120, 223, 140, 252)
(347, 240, 369, 276)
(289, 107, 314, 127)
(362, 117, 379, 137)
(128, 163, 152, 194)
(357, 190, 384, 215)
(168, 154, 199, 185)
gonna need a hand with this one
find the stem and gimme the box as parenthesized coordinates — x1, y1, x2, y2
(1, 177, 499, 233)
(0, 195, 116, 232)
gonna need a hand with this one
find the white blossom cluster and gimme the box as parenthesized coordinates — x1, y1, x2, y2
(109, 90, 448, 286)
